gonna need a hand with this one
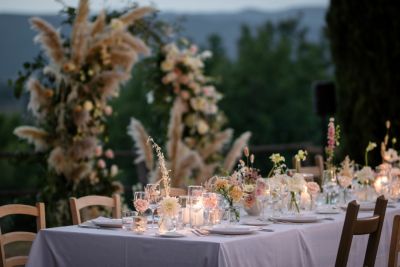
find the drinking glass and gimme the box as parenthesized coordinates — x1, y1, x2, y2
(256, 179, 268, 220)
(177, 196, 189, 229)
(202, 192, 218, 225)
(145, 184, 161, 228)
(188, 185, 203, 227)
(122, 210, 136, 230)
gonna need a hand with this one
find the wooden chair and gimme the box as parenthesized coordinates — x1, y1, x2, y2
(0, 203, 45, 267)
(335, 195, 388, 267)
(69, 194, 121, 225)
(389, 215, 400, 267)
(292, 154, 324, 184)
(161, 188, 187, 197)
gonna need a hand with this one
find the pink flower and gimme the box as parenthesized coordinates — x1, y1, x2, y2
(192, 189, 203, 197)
(244, 193, 256, 208)
(134, 199, 149, 214)
(255, 179, 267, 196)
(203, 194, 218, 209)
(306, 182, 320, 195)
(95, 146, 103, 157)
(189, 44, 198, 54)
(180, 90, 190, 100)
(327, 118, 335, 150)
(97, 159, 106, 169)
(105, 149, 114, 159)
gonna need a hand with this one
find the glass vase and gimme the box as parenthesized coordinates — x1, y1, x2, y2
(227, 206, 240, 224)
(133, 214, 147, 233)
(158, 215, 177, 233)
(288, 192, 300, 215)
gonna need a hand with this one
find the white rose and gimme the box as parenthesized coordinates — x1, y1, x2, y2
(197, 120, 209, 134)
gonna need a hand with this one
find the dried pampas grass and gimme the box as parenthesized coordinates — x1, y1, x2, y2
(90, 71, 130, 99)
(91, 10, 106, 37)
(127, 117, 154, 170)
(223, 131, 252, 172)
(48, 146, 66, 174)
(14, 126, 49, 152)
(27, 78, 53, 118)
(166, 98, 184, 179)
(68, 136, 97, 160)
(30, 17, 64, 65)
(119, 6, 156, 25)
(70, 0, 90, 66)
(199, 128, 233, 159)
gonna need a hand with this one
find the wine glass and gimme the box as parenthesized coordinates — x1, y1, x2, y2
(145, 183, 160, 229)
(134, 191, 148, 211)
(188, 185, 203, 227)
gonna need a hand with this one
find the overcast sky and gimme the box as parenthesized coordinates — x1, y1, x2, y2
(0, 0, 328, 14)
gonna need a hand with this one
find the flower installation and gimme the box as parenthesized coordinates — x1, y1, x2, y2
(13, 0, 155, 225)
(128, 41, 251, 187)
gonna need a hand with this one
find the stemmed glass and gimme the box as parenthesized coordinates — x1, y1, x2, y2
(145, 183, 161, 229)
(188, 185, 203, 227)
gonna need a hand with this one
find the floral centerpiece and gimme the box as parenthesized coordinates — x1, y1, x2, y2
(238, 147, 264, 216)
(208, 175, 243, 222)
(12, 0, 155, 225)
(147, 137, 181, 232)
(325, 117, 340, 170)
(355, 143, 377, 201)
(287, 173, 306, 214)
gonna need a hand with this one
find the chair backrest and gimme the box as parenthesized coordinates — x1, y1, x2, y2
(161, 188, 187, 197)
(335, 195, 388, 267)
(69, 194, 121, 225)
(292, 154, 324, 184)
(389, 215, 400, 267)
(0, 203, 46, 267)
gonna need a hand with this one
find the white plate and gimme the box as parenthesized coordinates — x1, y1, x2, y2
(205, 225, 257, 235)
(157, 232, 185, 238)
(315, 207, 341, 214)
(271, 215, 319, 223)
(92, 218, 122, 228)
(241, 219, 271, 226)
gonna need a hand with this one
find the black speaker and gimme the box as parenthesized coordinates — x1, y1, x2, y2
(313, 81, 336, 116)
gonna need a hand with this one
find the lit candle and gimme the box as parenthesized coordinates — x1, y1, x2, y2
(300, 186, 311, 209)
(374, 176, 388, 193)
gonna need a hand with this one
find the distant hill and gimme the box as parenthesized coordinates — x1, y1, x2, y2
(0, 7, 326, 112)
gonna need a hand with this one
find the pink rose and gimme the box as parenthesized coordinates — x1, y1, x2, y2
(105, 149, 114, 159)
(244, 193, 256, 208)
(95, 146, 103, 157)
(180, 90, 190, 100)
(134, 199, 149, 214)
(97, 159, 106, 169)
(306, 182, 320, 195)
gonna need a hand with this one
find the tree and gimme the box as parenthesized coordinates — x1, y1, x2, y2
(207, 18, 330, 146)
(326, 0, 400, 165)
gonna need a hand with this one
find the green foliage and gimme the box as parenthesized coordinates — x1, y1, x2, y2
(326, 0, 400, 165)
(207, 18, 330, 146)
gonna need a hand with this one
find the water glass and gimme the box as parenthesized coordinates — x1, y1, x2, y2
(122, 210, 136, 230)
(145, 184, 161, 228)
(188, 185, 203, 227)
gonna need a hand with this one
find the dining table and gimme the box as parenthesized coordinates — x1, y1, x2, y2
(26, 205, 399, 267)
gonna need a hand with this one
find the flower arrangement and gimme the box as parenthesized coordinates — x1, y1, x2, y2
(294, 149, 308, 172)
(325, 117, 340, 169)
(287, 173, 306, 213)
(158, 197, 181, 217)
(337, 156, 354, 188)
(147, 137, 171, 197)
(267, 153, 286, 177)
(12, 0, 155, 225)
(128, 41, 251, 187)
(210, 175, 243, 221)
(381, 121, 399, 164)
(355, 166, 375, 185)
(134, 199, 149, 215)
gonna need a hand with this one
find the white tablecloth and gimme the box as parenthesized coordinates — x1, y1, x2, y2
(27, 207, 399, 267)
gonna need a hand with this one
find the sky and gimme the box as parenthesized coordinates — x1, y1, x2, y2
(0, 0, 328, 14)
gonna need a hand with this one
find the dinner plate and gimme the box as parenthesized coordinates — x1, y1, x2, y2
(271, 215, 319, 223)
(315, 207, 341, 214)
(157, 232, 185, 238)
(205, 225, 257, 235)
(241, 219, 271, 226)
(92, 218, 123, 228)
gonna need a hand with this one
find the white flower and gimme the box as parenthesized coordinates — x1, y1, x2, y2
(270, 153, 285, 164)
(366, 141, 377, 152)
(110, 164, 119, 177)
(111, 18, 124, 31)
(83, 100, 94, 111)
(287, 173, 306, 192)
(337, 175, 352, 188)
(146, 91, 154, 104)
(201, 50, 213, 59)
(243, 184, 255, 193)
(355, 166, 375, 184)
(161, 59, 174, 72)
(158, 197, 181, 217)
(197, 119, 209, 134)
